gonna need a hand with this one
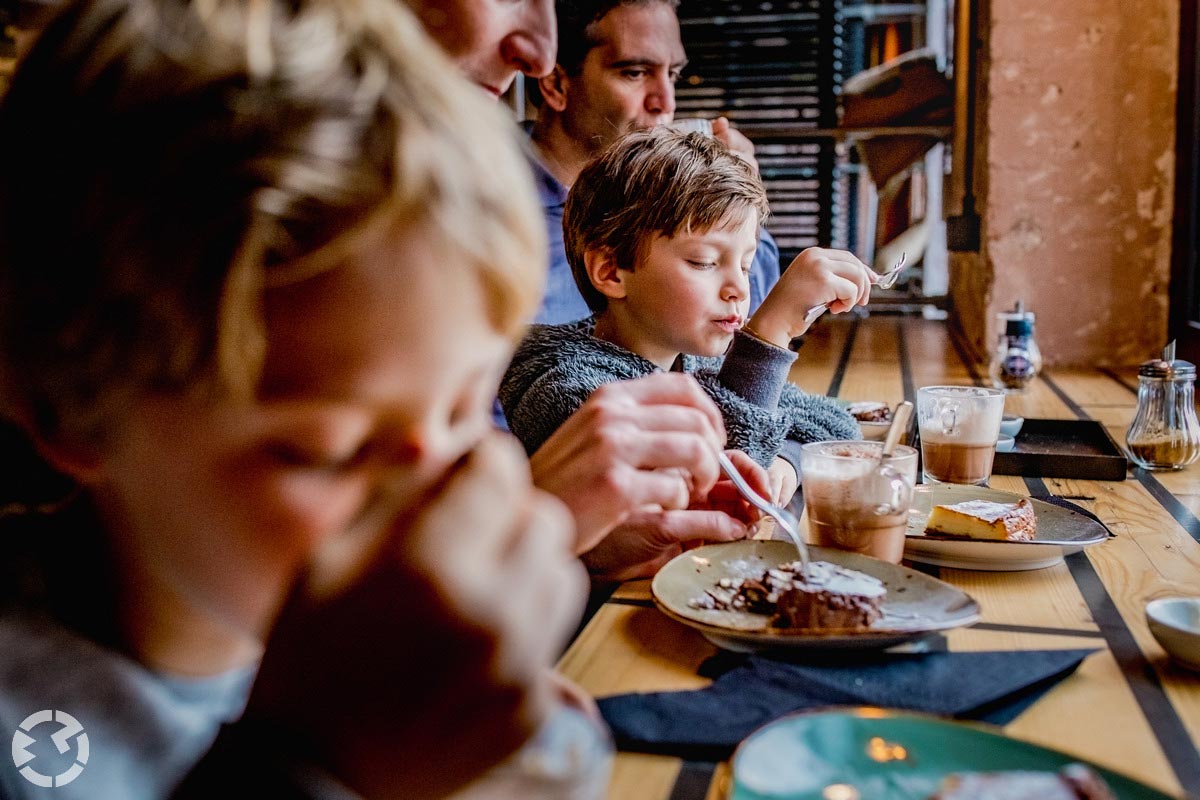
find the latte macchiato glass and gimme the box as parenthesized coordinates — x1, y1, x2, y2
(917, 386, 1006, 485)
(800, 441, 918, 564)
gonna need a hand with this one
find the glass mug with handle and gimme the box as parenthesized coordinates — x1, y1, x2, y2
(800, 441, 918, 564)
(917, 385, 1006, 485)
(667, 118, 713, 136)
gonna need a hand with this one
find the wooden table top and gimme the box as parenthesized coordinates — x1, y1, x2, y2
(557, 315, 1200, 800)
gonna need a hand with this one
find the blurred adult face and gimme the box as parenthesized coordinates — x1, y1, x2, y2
(406, 0, 557, 98)
(561, 2, 685, 155)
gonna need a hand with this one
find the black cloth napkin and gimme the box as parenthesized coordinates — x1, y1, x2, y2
(597, 649, 1096, 760)
(1029, 495, 1116, 536)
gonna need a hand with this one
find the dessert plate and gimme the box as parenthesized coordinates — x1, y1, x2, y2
(651, 541, 980, 653)
(904, 485, 1110, 572)
(730, 708, 1174, 799)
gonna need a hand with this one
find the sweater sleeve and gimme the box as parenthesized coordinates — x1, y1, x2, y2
(716, 329, 798, 409)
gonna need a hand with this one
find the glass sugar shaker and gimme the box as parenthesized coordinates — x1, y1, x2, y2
(990, 300, 1042, 393)
(1126, 340, 1200, 470)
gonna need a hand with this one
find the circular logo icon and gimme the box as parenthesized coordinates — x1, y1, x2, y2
(11, 710, 89, 788)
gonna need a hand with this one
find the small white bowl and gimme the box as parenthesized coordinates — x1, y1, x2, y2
(859, 420, 890, 441)
(995, 434, 1016, 453)
(1146, 597, 1200, 671)
(999, 414, 1024, 438)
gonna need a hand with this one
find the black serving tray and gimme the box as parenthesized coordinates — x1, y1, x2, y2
(991, 418, 1128, 481)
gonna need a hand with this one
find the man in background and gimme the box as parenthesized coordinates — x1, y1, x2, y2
(526, 0, 782, 325)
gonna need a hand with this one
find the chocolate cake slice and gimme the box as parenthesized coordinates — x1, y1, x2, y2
(689, 560, 886, 630)
(771, 561, 886, 629)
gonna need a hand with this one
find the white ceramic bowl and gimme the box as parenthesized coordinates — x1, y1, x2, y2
(1146, 597, 1200, 671)
(859, 420, 890, 441)
(999, 414, 1024, 438)
(995, 434, 1016, 452)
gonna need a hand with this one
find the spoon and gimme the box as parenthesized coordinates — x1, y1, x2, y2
(882, 401, 914, 457)
(715, 450, 810, 573)
(804, 252, 907, 327)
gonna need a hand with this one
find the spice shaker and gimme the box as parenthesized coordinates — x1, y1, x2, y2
(1126, 341, 1200, 470)
(990, 300, 1042, 393)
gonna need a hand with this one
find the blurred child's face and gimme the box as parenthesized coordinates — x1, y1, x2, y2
(611, 209, 757, 366)
(406, 0, 556, 98)
(92, 222, 514, 642)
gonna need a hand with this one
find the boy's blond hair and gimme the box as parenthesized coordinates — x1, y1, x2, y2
(0, 0, 545, 449)
(562, 128, 769, 313)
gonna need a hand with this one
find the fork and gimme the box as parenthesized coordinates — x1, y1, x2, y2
(803, 252, 907, 327)
(715, 450, 810, 573)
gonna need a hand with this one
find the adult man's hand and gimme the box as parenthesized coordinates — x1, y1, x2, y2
(712, 116, 759, 175)
(581, 508, 752, 582)
(530, 372, 727, 554)
(582, 450, 771, 582)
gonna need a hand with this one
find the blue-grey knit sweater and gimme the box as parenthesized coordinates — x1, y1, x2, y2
(499, 317, 859, 468)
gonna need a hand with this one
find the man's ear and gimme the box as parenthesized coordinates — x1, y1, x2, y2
(584, 249, 627, 302)
(537, 65, 571, 113)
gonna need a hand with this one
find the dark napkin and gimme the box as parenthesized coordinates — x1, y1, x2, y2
(597, 649, 1096, 760)
(1029, 495, 1116, 537)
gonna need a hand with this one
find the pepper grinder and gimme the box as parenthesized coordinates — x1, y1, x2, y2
(990, 300, 1042, 393)
(1126, 340, 1200, 470)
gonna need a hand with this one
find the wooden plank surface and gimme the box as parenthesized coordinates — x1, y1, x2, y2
(558, 316, 1200, 800)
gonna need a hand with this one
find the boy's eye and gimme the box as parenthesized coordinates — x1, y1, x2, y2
(688, 260, 717, 269)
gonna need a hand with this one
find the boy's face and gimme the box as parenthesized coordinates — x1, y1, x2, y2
(93, 223, 514, 642)
(561, 2, 686, 155)
(611, 210, 758, 364)
(406, 0, 557, 98)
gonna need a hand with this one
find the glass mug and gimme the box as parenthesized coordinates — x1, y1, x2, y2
(667, 117, 713, 136)
(800, 441, 918, 564)
(917, 386, 1005, 485)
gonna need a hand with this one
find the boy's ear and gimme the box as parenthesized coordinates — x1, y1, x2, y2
(584, 248, 627, 302)
(537, 66, 571, 113)
(12, 414, 106, 485)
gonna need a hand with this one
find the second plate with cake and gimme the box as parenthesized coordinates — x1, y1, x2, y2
(905, 485, 1110, 571)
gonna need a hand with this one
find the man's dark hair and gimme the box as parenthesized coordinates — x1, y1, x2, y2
(555, 0, 680, 75)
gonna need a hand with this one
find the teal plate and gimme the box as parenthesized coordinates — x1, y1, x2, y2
(731, 708, 1177, 800)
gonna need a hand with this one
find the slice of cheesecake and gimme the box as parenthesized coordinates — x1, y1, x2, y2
(924, 497, 1037, 542)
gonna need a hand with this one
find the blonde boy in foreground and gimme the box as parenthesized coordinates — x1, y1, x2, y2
(0, 0, 593, 797)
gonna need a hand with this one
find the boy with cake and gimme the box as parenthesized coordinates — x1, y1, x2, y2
(500, 128, 879, 505)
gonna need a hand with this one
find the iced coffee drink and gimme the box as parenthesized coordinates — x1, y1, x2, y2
(800, 441, 917, 563)
(917, 386, 1006, 485)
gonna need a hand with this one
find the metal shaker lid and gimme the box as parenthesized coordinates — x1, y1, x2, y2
(1141, 340, 1196, 379)
(1140, 359, 1197, 379)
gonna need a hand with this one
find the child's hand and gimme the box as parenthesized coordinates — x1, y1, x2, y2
(745, 247, 875, 347)
(768, 457, 799, 506)
(246, 433, 587, 800)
